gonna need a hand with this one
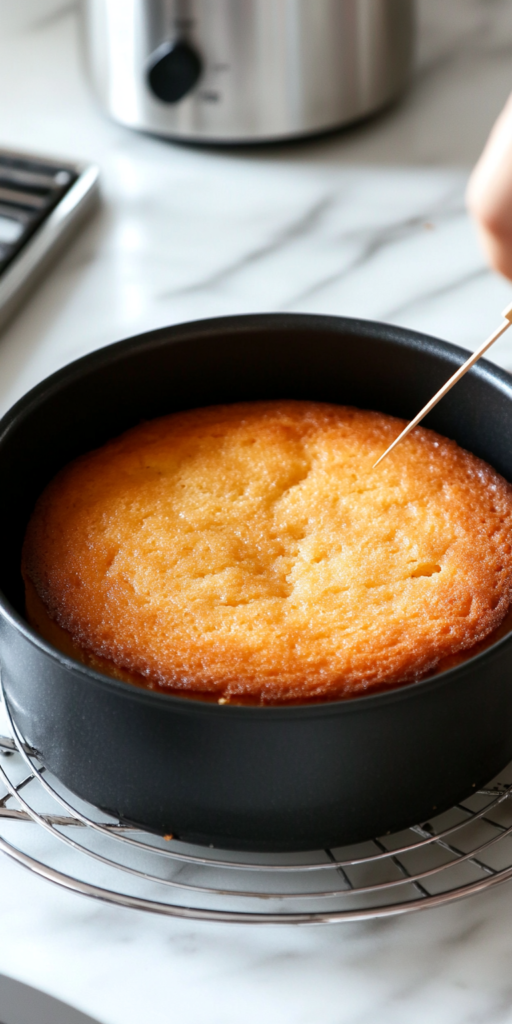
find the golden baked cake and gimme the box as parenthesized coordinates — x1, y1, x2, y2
(22, 401, 512, 703)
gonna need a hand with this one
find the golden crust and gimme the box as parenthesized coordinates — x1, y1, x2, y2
(22, 401, 512, 702)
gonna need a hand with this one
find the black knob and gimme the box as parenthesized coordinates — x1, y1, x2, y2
(147, 41, 202, 104)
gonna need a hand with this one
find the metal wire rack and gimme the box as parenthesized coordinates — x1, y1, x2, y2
(1, 685, 512, 924)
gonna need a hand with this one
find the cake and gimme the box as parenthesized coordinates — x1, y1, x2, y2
(21, 400, 512, 703)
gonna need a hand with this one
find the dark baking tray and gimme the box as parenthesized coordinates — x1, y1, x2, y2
(1, 313, 512, 852)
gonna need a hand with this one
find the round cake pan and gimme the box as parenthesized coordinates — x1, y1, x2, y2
(1, 313, 512, 852)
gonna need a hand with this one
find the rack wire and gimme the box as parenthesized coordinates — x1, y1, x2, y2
(1, 684, 512, 924)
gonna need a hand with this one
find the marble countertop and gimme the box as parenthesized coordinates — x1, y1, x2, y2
(2, 2, 512, 1022)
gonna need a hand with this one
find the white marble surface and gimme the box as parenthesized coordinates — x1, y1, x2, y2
(2, 2, 512, 1022)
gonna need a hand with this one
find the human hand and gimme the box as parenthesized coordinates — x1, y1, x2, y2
(467, 92, 512, 280)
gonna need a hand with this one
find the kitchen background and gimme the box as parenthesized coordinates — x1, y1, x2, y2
(2, 1, 512, 1023)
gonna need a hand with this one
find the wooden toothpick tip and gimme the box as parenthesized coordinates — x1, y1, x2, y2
(372, 301, 512, 470)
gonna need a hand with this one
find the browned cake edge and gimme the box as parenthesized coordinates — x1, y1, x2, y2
(24, 578, 512, 705)
(21, 401, 512, 703)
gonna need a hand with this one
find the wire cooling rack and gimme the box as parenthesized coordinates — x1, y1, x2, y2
(1, 687, 512, 924)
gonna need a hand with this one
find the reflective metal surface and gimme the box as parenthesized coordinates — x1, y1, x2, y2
(0, 149, 99, 333)
(82, 0, 415, 143)
(2, 674, 512, 925)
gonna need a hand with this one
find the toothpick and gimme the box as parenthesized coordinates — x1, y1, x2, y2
(373, 300, 512, 469)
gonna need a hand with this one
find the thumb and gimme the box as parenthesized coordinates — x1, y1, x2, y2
(467, 91, 512, 280)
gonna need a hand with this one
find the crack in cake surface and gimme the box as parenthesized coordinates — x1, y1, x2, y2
(22, 400, 512, 702)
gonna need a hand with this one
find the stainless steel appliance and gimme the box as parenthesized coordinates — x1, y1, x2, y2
(0, 148, 99, 332)
(83, 0, 415, 143)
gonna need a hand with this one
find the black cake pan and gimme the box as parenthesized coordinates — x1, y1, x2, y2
(1, 313, 512, 852)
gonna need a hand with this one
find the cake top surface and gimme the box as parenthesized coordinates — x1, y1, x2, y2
(22, 400, 512, 702)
